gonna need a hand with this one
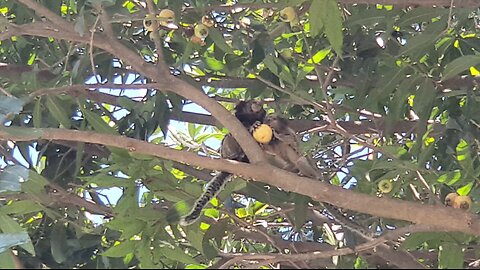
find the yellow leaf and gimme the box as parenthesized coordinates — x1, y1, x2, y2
(469, 66, 480, 76)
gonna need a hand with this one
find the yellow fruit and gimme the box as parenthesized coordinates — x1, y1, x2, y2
(252, 124, 273, 144)
(201, 15, 215, 28)
(453, 195, 472, 210)
(279, 7, 297, 22)
(194, 24, 209, 39)
(143, 14, 157, 32)
(444, 192, 458, 207)
(378, 179, 393, 194)
(158, 9, 175, 27)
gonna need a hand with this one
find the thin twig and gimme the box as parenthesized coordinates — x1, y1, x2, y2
(416, 170, 443, 205)
(218, 224, 447, 268)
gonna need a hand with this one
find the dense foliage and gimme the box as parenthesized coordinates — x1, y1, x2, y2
(0, 0, 479, 268)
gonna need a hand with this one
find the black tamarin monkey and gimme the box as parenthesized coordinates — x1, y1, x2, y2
(180, 101, 319, 226)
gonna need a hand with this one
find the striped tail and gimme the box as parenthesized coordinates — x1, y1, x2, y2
(180, 172, 232, 226)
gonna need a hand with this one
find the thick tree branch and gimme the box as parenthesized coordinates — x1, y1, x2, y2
(0, 127, 479, 236)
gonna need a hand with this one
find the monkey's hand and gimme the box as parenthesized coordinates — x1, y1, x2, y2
(250, 121, 274, 144)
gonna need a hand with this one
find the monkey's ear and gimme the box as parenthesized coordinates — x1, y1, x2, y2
(234, 100, 247, 111)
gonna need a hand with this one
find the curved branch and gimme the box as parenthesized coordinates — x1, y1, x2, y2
(26, 83, 445, 136)
(1, 127, 479, 236)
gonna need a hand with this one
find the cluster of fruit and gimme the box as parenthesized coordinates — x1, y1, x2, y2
(142, 8, 215, 46)
(445, 192, 472, 210)
(142, 6, 300, 45)
(143, 9, 176, 30)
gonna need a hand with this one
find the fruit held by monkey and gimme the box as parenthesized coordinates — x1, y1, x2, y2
(252, 124, 273, 144)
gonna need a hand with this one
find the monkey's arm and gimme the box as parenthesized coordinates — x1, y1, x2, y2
(261, 115, 322, 179)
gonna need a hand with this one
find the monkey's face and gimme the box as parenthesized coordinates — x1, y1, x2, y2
(234, 101, 266, 126)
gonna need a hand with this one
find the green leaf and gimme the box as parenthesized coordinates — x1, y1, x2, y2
(33, 98, 42, 128)
(282, 0, 308, 6)
(263, 55, 279, 76)
(0, 96, 24, 121)
(181, 41, 194, 66)
(50, 223, 68, 263)
(437, 170, 462, 185)
(456, 139, 474, 177)
(308, 48, 331, 64)
(46, 96, 72, 128)
(2, 200, 43, 215)
(82, 174, 126, 187)
(438, 243, 464, 269)
(185, 264, 207, 269)
(106, 217, 145, 239)
(0, 166, 29, 193)
(80, 106, 117, 134)
(0, 251, 16, 269)
(1, 126, 44, 138)
(74, 6, 86, 36)
(399, 34, 437, 57)
(398, 8, 448, 28)
(401, 232, 445, 250)
(321, 0, 344, 55)
(117, 96, 138, 110)
(202, 220, 226, 259)
(203, 57, 225, 71)
(293, 194, 309, 230)
(102, 240, 137, 257)
(309, 0, 324, 37)
(158, 246, 198, 265)
(0, 212, 35, 255)
(457, 182, 473, 196)
(208, 28, 234, 54)
(0, 232, 31, 253)
(442, 55, 480, 81)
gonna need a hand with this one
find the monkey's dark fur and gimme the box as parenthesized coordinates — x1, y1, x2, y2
(180, 101, 319, 226)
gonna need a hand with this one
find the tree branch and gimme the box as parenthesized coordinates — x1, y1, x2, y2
(0, 127, 479, 236)
(219, 224, 444, 268)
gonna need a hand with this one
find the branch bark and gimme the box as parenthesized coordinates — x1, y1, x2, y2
(1, 127, 479, 236)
